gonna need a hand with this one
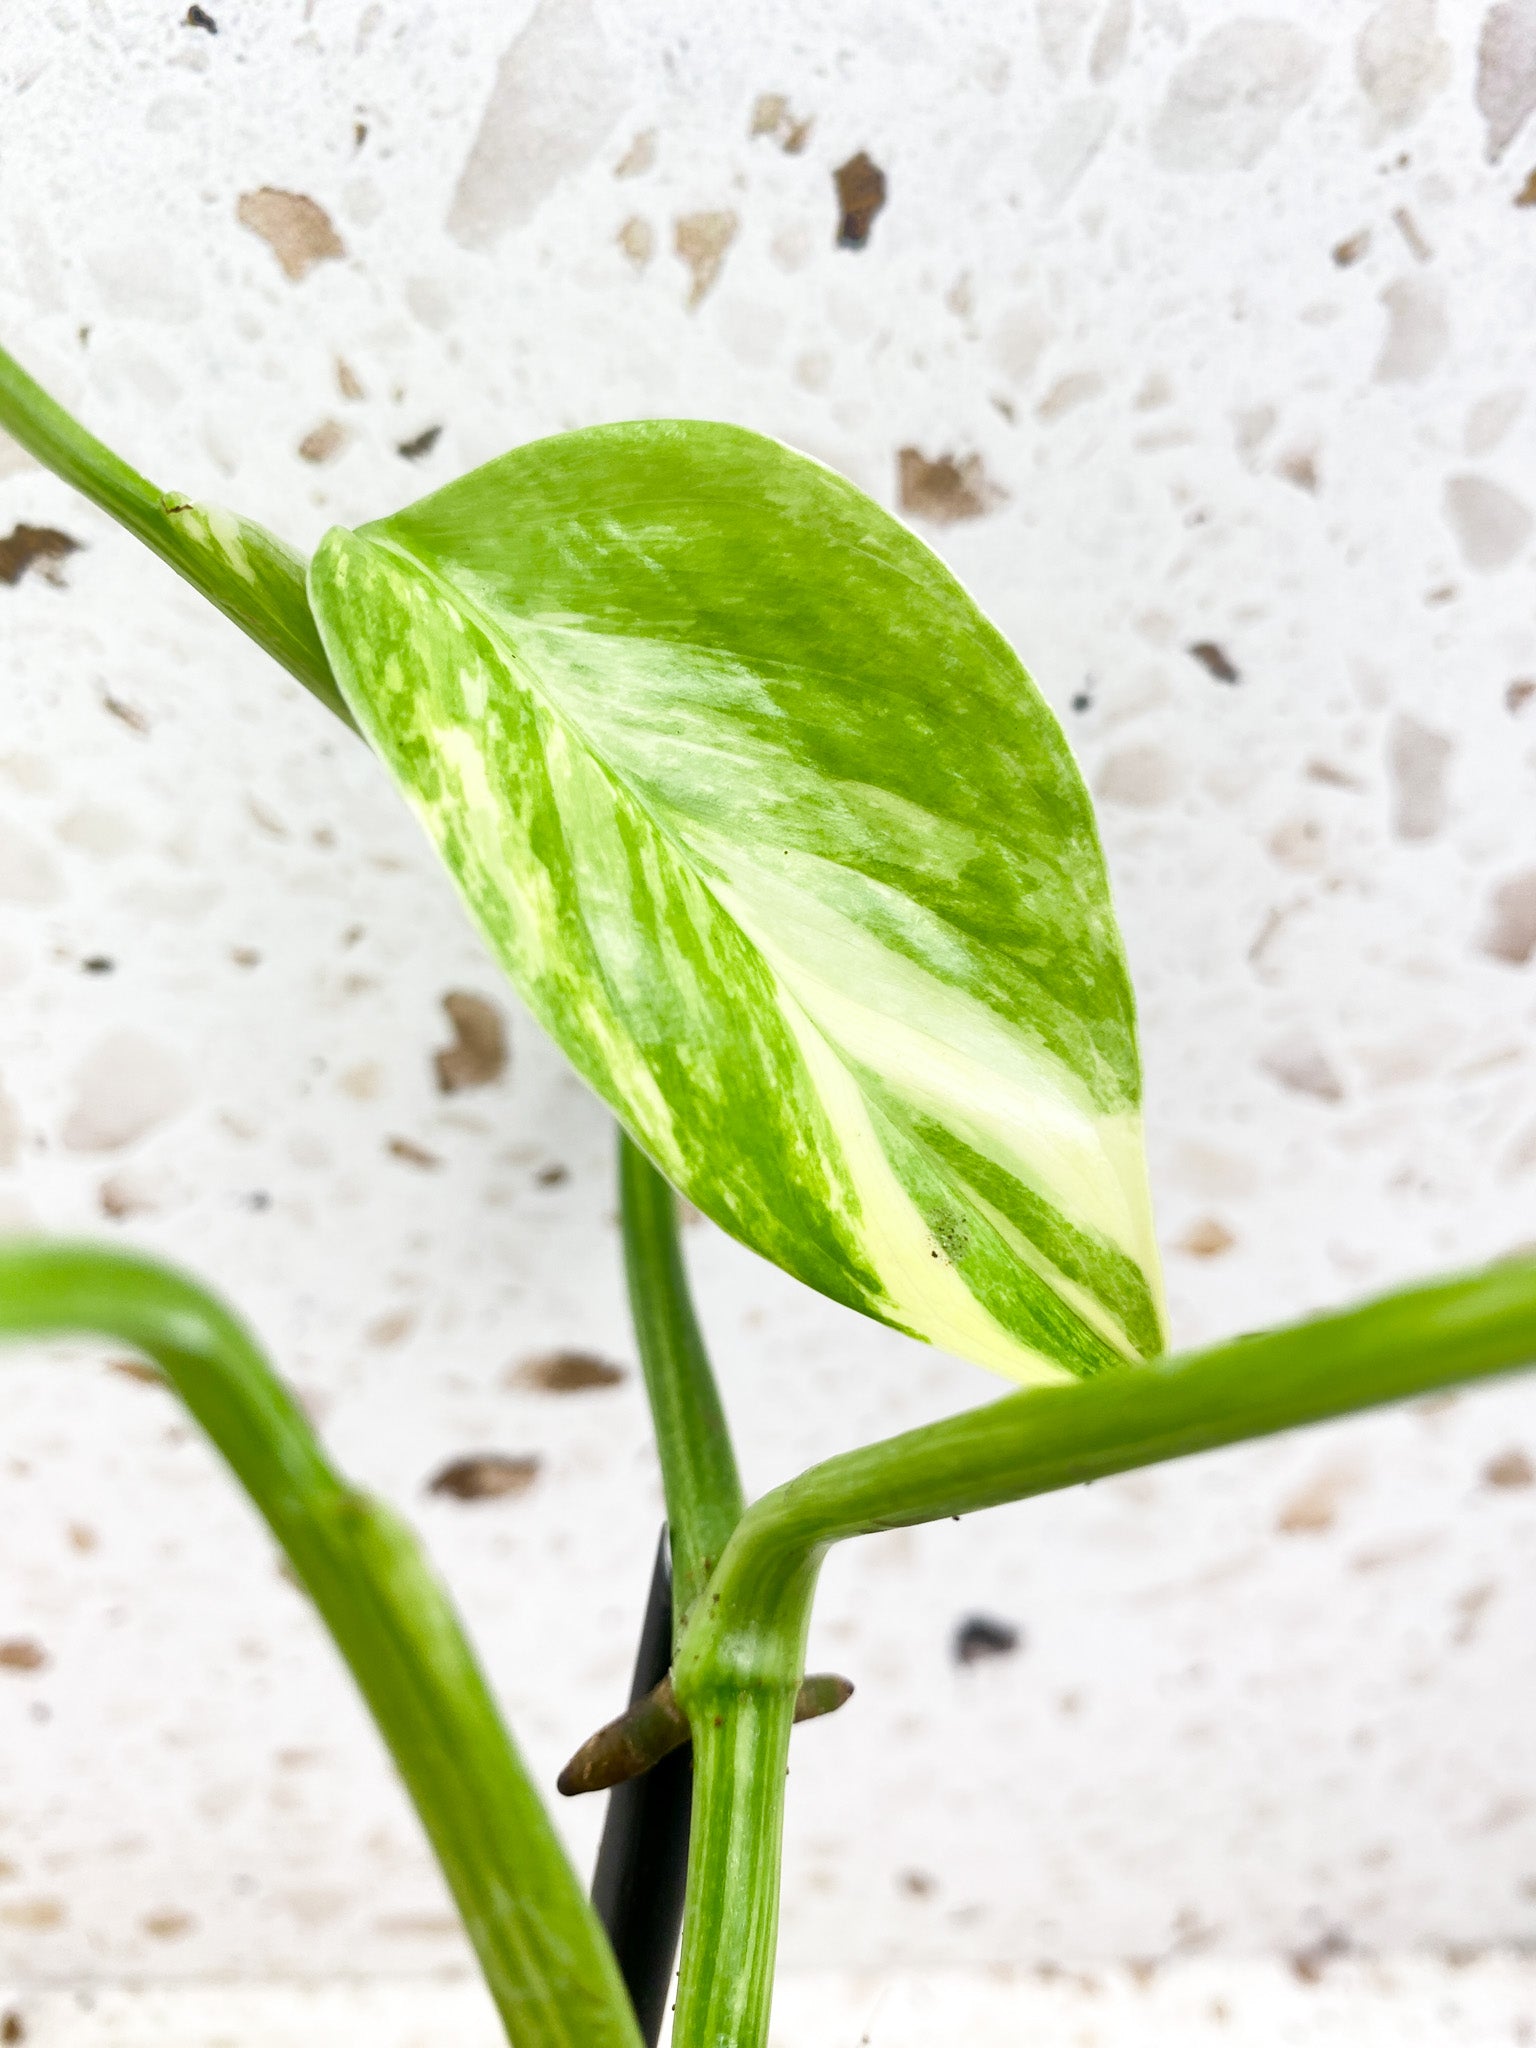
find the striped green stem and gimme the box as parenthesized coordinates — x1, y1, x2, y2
(670, 1537, 820, 2048)
(0, 1242, 641, 2048)
(0, 342, 352, 728)
(668, 1254, 1536, 2048)
(678, 1686, 802, 2048)
(618, 1131, 745, 1641)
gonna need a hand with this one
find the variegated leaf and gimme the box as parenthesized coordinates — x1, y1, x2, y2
(308, 423, 1164, 1384)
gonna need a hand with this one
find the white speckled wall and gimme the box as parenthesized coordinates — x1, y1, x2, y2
(1, 0, 1536, 2015)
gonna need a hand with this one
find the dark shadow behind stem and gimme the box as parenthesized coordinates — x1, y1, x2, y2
(591, 1530, 692, 2045)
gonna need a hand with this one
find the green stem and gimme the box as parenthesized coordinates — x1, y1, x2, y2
(670, 1540, 820, 2048)
(619, 1132, 761, 2044)
(618, 1130, 745, 1640)
(0, 1242, 640, 2048)
(0, 342, 353, 728)
(668, 1253, 1536, 2048)
(678, 1685, 802, 2048)
(700, 1254, 1536, 1579)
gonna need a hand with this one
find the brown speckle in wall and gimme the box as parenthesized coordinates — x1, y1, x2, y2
(1485, 1448, 1535, 1489)
(103, 694, 149, 733)
(751, 93, 813, 153)
(617, 217, 654, 269)
(1277, 1462, 1360, 1535)
(1392, 205, 1432, 262)
(365, 1308, 417, 1348)
(1290, 1928, 1349, 1984)
(896, 449, 1006, 524)
(99, 1175, 156, 1220)
(0, 526, 80, 588)
(0, 1640, 45, 1673)
(1178, 1217, 1236, 1259)
(397, 425, 443, 461)
(0, 1901, 62, 1932)
(109, 1356, 162, 1386)
(428, 1453, 541, 1502)
(674, 211, 738, 307)
(236, 189, 345, 282)
(1454, 1580, 1499, 1646)
(751, 92, 787, 137)
(834, 151, 886, 248)
(512, 1349, 626, 1393)
(386, 1136, 442, 1170)
(1481, 870, 1536, 966)
(1260, 1036, 1345, 1103)
(142, 1910, 194, 1940)
(1037, 371, 1105, 422)
(1188, 640, 1240, 684)
(1277, 448, 1319, 492)
(433, 991, 508, 1093)
(298, 419, 347, 464)
(1305, 758, 1361, 789)
(614, 129, 657, 179)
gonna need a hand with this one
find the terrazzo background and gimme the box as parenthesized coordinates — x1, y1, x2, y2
(1, 0, 1536, 2012)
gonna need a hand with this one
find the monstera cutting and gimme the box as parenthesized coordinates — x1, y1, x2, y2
(0, 334, 1534, 2048)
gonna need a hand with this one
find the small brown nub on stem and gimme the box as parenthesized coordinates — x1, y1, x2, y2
(793, 1672, 855, 1722)
(558, 1670, 855, 1796)
(558, 1675, 690, 1797)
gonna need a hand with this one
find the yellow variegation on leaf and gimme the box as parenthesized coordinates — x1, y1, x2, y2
(308, 423, 1164, 1384)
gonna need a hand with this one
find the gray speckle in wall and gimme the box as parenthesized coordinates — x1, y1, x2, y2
(1477, 0, 1536, 162)
(446, 0, 626, 248)
(1149, 21, 1323, 173)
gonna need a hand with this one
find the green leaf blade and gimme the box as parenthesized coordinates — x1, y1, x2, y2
(310, 421, 1165, 1382)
